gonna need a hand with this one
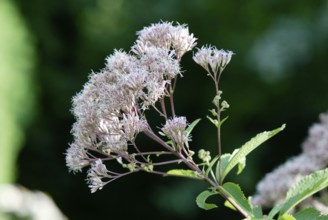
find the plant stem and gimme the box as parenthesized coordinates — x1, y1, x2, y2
(131, 140, 148, 162)
(148, 159, 182, 166)
(160, 98, 168, 119)
(214, 77, 223, 184)
(169, 87, 176, 117)
(143, 129, 218, 187)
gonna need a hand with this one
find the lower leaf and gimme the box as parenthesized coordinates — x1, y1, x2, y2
(196, 190, 219, 210)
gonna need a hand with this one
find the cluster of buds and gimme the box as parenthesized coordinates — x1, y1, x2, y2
(66, 21, 234, 193)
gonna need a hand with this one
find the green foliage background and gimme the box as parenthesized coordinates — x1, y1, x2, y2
(1, 0, 327, 219)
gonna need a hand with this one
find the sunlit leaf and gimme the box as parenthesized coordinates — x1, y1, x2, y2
(278, 214, 296, 220)
(166, 169, 203, 179)
(224, 200, 237, 211)
(221, 124, 285, 181)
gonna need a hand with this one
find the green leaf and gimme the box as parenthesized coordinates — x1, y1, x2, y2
(218, 182, 253, 216)
(184, 118, 201, 138)
(206, 115, 229, 129)
(217, 115, 229, 128)
(293, 208, 321, 220)
(268, 204, 282, 219)
(229, 148, 246, 175)
(215, 153, 231, 181)
(279, 168, 328, 216)
(206, 115, 219, 127)
(221, 124, 286, 181)
(252, 205, 263, 219)
(278, 214, 296, 220)
(195, 190, 219, 210)
(224, 200, 237, 211)
(166, 169, 203, 179)
(205, 155, 220, 177)
(237, 156, 246, 175)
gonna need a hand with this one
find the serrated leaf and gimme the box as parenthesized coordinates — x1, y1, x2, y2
(185, 118, 201, 138)
(166, 169, 203, 179)
(278, 214, 296, 220)
(218, 182, 253, 216)
(195, 190, 219, 210)
(293, 208, 321, 220)
(279, 168, 328, 216)
(221, 124, 285, 181)
(215, 153, 231, 181)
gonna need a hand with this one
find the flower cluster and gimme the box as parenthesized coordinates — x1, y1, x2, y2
(132, 21, 197, 60)
(66, 21, 200, 192)
(66, 20, 235, 194)
(253, 112, 328, 211)
(65, 20, 328, 219)
(193, 46, 234, 78)
(161, 116, 189, 150)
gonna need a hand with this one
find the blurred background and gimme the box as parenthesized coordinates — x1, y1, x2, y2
(0, 0, 327, 219)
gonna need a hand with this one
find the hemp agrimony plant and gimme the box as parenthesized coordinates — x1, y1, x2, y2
(66, 21, 328, 219)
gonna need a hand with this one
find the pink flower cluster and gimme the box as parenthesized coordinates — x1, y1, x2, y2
(66, 21, 198, 192)
(66, 21, 234, 193)
(253, 112, 328, 211)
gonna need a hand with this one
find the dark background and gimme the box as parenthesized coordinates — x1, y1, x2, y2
(2, 0, 328, 219)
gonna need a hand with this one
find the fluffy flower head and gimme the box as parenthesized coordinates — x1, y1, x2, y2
(132, 21, 197, 59)
(161, 117, 189, 148)
(193, 46, 234, 75)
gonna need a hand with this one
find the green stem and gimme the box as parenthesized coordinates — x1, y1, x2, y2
(214, 78, 223, 184)
(143, 129, 217, 187)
